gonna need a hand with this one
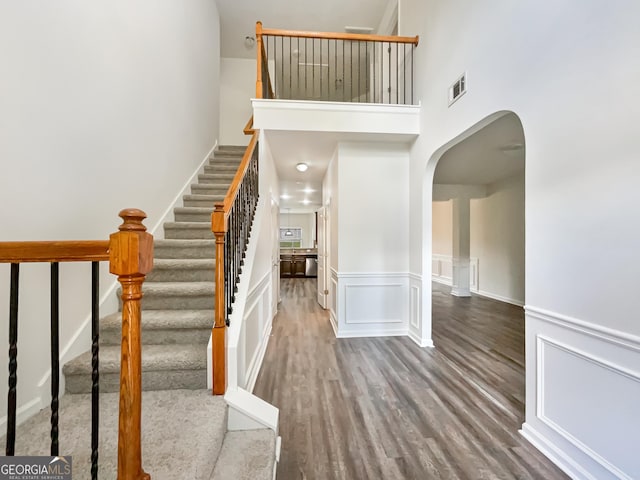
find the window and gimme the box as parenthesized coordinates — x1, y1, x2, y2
(280, 227, 302, 248)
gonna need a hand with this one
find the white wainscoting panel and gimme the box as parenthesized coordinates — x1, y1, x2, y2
(329, 269, 339, 336)
(522, 307, 640, 480)
(431, 254, 478, 290)
(345, 284, 404, 324)
(334, 273, 409, 338)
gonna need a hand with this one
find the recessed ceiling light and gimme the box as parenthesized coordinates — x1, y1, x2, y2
(280, 194, 291, 200)
(301, 199, 311, 205)
(296, 163, 308, 172)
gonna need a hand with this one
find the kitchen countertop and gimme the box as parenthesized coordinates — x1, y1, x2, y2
(280, 248, 317, 255)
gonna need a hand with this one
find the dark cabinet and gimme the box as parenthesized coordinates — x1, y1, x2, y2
(293, 257, 306, 276)
(280, 253, 317, 278)
(280, 256, 293, 277)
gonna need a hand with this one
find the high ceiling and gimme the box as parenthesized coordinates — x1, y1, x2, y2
(217, 0, 391, 59)
(216, 0, 396, 212)
(433, 113, 525, 186)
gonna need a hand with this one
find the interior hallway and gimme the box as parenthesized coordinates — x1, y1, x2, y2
(253, 279, 568, 479)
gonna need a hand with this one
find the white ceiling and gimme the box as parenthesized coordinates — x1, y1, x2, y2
(215, 1, 525, 211)
(265, 130, 415, 211)
(433, 113, 525, 186)
(217, 0, 391, 59)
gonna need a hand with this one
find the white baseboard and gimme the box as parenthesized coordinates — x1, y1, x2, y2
(474, 288, 524, 307)
(148, 141, 218, 237)
(335, 327, 409, 339)
(520, 423, 598, 480)
(432, 276, 524, 307)
(0, 397, 45, 432)
(408, 330, 434, 348)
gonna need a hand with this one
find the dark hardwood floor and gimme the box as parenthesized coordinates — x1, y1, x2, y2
(253, 279, 568, 480)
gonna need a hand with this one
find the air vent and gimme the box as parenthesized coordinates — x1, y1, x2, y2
(448, 73, 467, 106)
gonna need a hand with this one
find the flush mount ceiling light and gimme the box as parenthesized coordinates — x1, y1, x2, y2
(500, 143, 524, 153)
(244, 36, 255, 49)
(296, 163, 308, 172)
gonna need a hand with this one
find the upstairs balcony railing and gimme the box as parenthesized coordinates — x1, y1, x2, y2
(256, 21, 419, 105)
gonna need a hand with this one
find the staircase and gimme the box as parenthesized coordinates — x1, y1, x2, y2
(9, 146, 276, 479)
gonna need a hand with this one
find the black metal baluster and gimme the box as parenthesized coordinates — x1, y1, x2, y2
(297, 37, 300, 98)
(396, 43, 399, 105)
(305, 38, 308, 97)
(403, 43, 407, 105)
(342, 40, 345, 102)
(91, 261, 99, 480)
(365, 41, 369, 102)
(373, 42, 377, 103)
(358, 41, 361, 102)
(334, 40, 337, 101)
(50, 262, 60, 456)
(411, 45, 414, 105)
(350, 41, 353, 102)
(388, 42, 391, 104)
(6, 263, 19, 456)
(281, 35, 284, 99)
(289, 37, 292, 99)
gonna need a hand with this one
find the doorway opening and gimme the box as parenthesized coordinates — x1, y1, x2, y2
(429, 111, 527, 421)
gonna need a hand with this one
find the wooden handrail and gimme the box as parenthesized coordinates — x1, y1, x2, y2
(243, 116, 255, 135)
(220, 133, 259, 213)
(0, 241, 109, 263)
(210, 133, 259, 395)
(259, 24, 419, 46)
(0, 209, 152, 479)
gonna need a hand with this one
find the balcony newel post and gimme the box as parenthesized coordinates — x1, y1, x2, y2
(109, 208, 153, 480)
(212, 204, 227, 395)
(256, 21, 264, 98)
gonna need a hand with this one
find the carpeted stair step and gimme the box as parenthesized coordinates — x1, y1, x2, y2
(183, 194, 226, 208)
(164, 221, 213, 239)
(174, 207, 215, 223)
(204, 164, 241, 174)
(131, 281, 215, 310)
(146, 258, 215, 282)
(154, 239, 215, 259)
(5, 389, 227, 480)
(215, 145, 247, 154)
(211, 429, 277, 480)
(100, 310, 213, 346)
(191, 183, 230, 196)
(64, 344, 208, 393)
(198, 173, 236, 184)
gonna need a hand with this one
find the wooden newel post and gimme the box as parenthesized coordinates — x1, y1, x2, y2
(256, 21, 264, 99)
(109, 209, 153, 480)
(211, 204, 227, 395)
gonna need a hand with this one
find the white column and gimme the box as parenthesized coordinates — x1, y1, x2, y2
(451, 197, 471, 297)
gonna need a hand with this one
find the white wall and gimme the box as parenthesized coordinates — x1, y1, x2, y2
(0, 0, 221, 427)
(470, 173, 525, 305)
(432, 200, 452, 255)
(401, 0, 640, 478)
(330, 142, 412, 338)
(220, 57, 256, 146)
(338, 142, 409, 272)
